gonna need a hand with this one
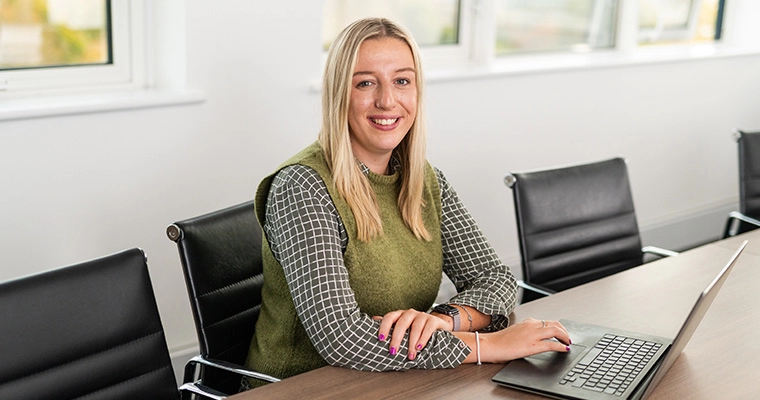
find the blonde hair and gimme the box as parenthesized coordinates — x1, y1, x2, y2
(319, 18, 430, 242)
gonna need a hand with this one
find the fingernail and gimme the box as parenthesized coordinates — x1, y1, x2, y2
(569, 339, 572, 345)
(390, 347, 397, 355)
(566, 346, 571, 352)
(409, 351, 416, 360)
(416, 344, 423, 350)
(378, 334, 385, 341)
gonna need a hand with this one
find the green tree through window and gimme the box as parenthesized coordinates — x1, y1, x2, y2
(0, 0, 110, 70)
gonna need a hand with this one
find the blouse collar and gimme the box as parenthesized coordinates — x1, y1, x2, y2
(356, 152, 402, 176)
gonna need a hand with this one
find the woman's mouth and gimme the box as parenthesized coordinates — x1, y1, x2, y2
(371, 118, 399, 126)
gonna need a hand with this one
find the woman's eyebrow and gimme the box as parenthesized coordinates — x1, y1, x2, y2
(353, 67, 415, 77)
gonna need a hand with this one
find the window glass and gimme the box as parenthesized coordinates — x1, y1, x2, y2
(0, 0, 110, 71)
(638, 0, 723, 44)
(640, 0, 692, 30)
(322, 0, 460, 50)
(494, 0, 618, 55)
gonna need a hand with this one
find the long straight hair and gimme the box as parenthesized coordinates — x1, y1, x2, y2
(319, 18, 430, 242)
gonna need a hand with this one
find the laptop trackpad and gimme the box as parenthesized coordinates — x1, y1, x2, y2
(492, 343, 588, 393)
(520, 343, 587, 373)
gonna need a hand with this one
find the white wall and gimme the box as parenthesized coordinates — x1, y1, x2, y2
(1, 0, 759, 369)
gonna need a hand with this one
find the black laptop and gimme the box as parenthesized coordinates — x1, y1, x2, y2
(492, 241, 747, 400)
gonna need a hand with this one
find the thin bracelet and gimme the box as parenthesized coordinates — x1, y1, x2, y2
(458, 305, 474, 332)
(475, 331, 481, 365)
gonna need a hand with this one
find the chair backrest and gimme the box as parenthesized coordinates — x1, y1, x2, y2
(166, 200, 262, 394)
(0, 248, 179, 400)
(506, 158, 644, 303)
(737, 129, 760, 232)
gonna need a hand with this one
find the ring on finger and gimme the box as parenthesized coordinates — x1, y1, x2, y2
(541, 320, 547, 328)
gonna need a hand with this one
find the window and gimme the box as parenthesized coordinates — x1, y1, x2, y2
(322, 0, 730, 70)
(322, 0, 461, 49)
(0, 0, 200, 122)
(0, 0, 110, 70)
(322, 0, 470, 68)
(494, 0, 618, 55)
(638, 0, 724, 44)
(493, 0, 725, 55)
(0, 0, 141, 95)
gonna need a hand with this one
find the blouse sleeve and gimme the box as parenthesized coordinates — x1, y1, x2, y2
(435, 167, 518, 331)
(263, 164, 469, 371)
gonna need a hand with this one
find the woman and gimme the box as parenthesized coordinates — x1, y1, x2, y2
(243, 17, 570, 389)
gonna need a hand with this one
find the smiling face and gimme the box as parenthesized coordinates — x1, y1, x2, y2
(348, 37, 417, 174)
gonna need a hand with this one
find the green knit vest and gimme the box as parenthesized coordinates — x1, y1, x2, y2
(245, 142, 443, 384)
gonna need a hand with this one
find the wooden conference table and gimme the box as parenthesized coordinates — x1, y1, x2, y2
(231, 231, 760, 399)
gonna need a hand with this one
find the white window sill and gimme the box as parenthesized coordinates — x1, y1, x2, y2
(0, 87, 206, 122)
(425, 43, 760, 82)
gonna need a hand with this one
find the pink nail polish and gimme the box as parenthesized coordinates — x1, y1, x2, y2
(409, 352, 416, 360)
(416, 344, 422, 350)
(378, 334, 385, 341)
(566, 346, 571, 351)
(390, 347, 397, 355)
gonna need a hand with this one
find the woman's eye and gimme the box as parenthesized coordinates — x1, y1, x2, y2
(396, 78, 410, 85)
(356, 81, 372, 88)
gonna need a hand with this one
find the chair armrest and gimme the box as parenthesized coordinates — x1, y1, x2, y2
(642, 246, 679, 258)
(517, 280, 556, 297)
(723, 211, 760, 238)
(179, 381, 229, 400)
(188, 355, 281, 384)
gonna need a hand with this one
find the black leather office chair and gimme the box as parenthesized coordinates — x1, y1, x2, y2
(504, 158, 677, 303)
(723, 129, 760, 238)
(166, 201, 280, 395)
(0, 248, 224, 400)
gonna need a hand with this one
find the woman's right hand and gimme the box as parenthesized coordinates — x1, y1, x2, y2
(374, 308, 450, 361)
(462, 318, 571, 363)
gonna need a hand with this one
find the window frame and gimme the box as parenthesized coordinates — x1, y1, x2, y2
(637, 0, 705, 44)
(319, 0, 476, 70)
(0, 0, 202, 122)
(321, 0, 735, 78)
(417, 0, 477, 69)
(0, 0, 144, 97)
(428, 0, 756, 82)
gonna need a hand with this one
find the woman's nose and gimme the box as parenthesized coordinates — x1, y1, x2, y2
(374, 85, 396, 109)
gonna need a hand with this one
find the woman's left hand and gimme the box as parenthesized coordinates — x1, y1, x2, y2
(373, 309, 450, 361)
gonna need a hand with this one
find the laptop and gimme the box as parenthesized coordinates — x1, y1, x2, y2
(492, 240, 747, 400)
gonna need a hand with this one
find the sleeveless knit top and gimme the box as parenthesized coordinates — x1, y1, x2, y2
(246, 142, 444, 381)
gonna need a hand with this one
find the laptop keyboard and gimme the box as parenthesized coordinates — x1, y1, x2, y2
(559, 334, 663, 396)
